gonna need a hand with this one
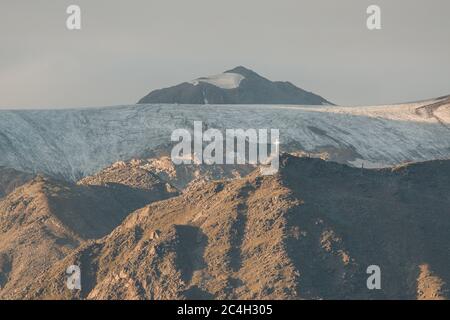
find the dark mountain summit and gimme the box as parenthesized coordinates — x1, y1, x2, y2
(138, 66, 333, 105)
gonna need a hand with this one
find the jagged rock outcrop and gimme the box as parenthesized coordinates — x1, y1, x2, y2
(79, 157, 254, 191)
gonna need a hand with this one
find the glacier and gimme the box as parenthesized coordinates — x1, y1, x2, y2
(0, 96, 449, 181)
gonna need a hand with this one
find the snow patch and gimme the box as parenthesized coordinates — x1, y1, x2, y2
(190, 72, 245, 89)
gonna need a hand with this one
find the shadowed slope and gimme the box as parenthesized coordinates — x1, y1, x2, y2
(0, 167, 34, 198)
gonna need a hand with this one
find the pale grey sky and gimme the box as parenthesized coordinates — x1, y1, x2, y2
(0, 0, 449, 109)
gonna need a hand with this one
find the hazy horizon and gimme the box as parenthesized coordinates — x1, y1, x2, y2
(1, 0, 450, 109)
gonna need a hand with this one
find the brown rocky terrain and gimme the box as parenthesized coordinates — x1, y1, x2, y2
(14, 154, 450, 300)
(0, 168, 178, 299)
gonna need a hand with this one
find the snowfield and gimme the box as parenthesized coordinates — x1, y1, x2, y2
(0, 96, 449, 180)
(189, 72, 245, 89)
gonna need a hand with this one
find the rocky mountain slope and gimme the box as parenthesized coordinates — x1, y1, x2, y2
(17, 155, 450, 300)
(0, 96, 449, 180)
(0, 167, 33, 198)
(138, 66, 333, 105)
(0, 169, 178, 298)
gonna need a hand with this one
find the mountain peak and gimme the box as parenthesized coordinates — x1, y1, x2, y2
(224, 66, 261, 78)
(138, 67, 333, 105)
